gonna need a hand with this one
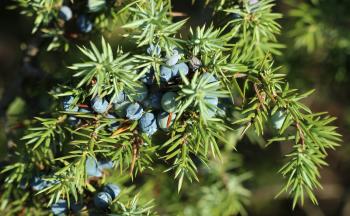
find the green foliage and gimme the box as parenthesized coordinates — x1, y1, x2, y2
(0, 0, 343, 215)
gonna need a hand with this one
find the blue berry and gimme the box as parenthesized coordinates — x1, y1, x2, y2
(59, 6, 73, 21)
(51, 199, 68, 215)
(204, 96, 218, 117)
(157, 112, 176, 131)
(68, 116, 80, 126)
(30, 177, 48, 191)
(146, 44, 161, 56)
(111, 91, 127, 105)
(161, 92, 177, 113)
(79, 107, 91, 113)
(126, 103, 143, 120)
(143, 92, 162, 110)
(189, 56, 202, 70)
(172, 62, 189, 77)
(271, 110, 286, 129)
(160, 66, 173, 82)
(201, 72, 217, 84)
(88, 0, 106, 12)
(86, 156, 102, 177)
(103, 184, 121, 199)
(98, 160, 114, 170)
(91, 97, 109, 113)
(114, 101, 131, 117)
(62, 96, 79, 112)
(140, 69, 155, 85)
(77, 15, 92, 33)
(139, 112, 158, 136)
(106, 114, 120, 131)
(166, 49, 180, 66)
(94, 192, 112, 209)
(129, 84, 148, 102)
(71, 201, 84, 213)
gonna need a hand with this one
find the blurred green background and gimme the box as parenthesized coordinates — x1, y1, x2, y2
(0, 0, 350, 215)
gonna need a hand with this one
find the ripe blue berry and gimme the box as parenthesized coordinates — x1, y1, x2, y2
(166, 49, 180, 66)
(79, 108, 91, 113)
(88, 0, 106, 12)
(172, 62, 189, 77)
(62, 96, 78, 112)
(129, 84, 148, 102)
(201, 72, 217, 84)
(271, 110, 286, 129)
(114, 101, 131, 117)
(94, 192, 112, 209)
(143, 92, 162, 110)
(71, 201, 84, 213)
(140, 69, 155, 85)
(161, 92, 177, 113)
(146, 44, 161, 56)
(30, 177, 48, 191)
(160, 65, 173, 82)
(189, 56, 202, 70)
(68, 116, 80, 126)
(59, 6, 73, 21)
(51, 199, 68, 215)
(98, 160, 114, 170)
(157, 112, 176, 131)
(111, 91, 127, 105)
(86, 156, 102, 177)
(91, 97, 109, 113)
(103, 184, 121, 199)
(106, 114, 120, 131)
(126, 103, 143, 120)
(139, 112, 158, 136)
(204, 96, 219, 117)
(77, 15, 92, 33)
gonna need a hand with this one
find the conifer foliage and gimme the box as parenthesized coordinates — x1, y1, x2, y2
(0, 0, 341, 215)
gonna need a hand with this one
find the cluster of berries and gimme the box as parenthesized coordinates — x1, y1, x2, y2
(61, 44, 211, 137)
(50, 183, 120, 215)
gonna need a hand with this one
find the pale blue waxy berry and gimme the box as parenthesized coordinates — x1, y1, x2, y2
(51, 199, 68, 215)
(98, 160, 114, 170)
(62, 96, 79, 112)
(77, 15, 92, 33)
(103, 184, 121, 199)
(86, 156, 102, 177)
(146, 44, 161, 56)
(91, 97, 109, 113)
(79, 107, 91, 113)
(128, 84, 148, 102)
(204, 96, 218, 117)
(161, 92, 177, 113)
(160, 66, 173, 82)
(126, 103, 143, 120)
(201, 72, 217, 84)
(157, 112, 176, 131)
(166, 49, 180, 66)
(271, 110, 286, 129)
(189, 56, 202, 70)
(172, 62, 189, 77)
(88, 0, 106, 12)
(59, 6, 73, 21)
(114, 101, 131, 117)
(143, 92, 162, 110)
(140, 69, 155, 85)
(68, 116, 80, 126)
(106, 114, 120, 131)
(111, 91, 127, 105)
(71, 201, 84, 213)
(94, 192, 112, 209)
(30, 177, 48, 191)
(139, 112, 158, 136)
